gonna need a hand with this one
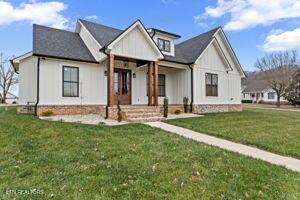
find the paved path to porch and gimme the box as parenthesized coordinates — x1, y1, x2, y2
(146, 122, 300, 172)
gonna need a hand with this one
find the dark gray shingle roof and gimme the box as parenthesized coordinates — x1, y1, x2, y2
(79, 19, 219, 64)
(172, 27, 220, 64)
(33, 24, 97, 63)
(79, 19, 122, 47)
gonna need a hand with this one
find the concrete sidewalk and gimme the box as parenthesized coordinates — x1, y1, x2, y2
(146, 122, 300, 172)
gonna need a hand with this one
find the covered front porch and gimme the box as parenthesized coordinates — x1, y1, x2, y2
(105, 55, 191, 121)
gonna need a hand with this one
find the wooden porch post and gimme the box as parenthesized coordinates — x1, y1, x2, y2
(147, 62, 152, 106)
(109, 54, 114, 107)
(153, 61, 158, 106)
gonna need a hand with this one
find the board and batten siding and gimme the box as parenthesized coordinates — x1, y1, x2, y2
(38, 58, 106, 105)
(18, 56, 38, 105)
(193, 40, 242, 105)
(152, 33, 175, 57)
(111, 26, 159, 61)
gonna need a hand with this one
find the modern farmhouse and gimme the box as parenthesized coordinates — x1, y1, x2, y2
(11, 19, 245, 121)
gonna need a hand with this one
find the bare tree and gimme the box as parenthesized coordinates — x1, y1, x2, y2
(0, 53, 18, 104)
(255, 51, 298, 107)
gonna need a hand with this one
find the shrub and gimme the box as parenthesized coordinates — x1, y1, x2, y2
(41, 109, 54, 116)
(174, 109, 181, 115)
(242, 100, 253, 103)
(183, 97, 189, 113)
(12, 101, 17, 104)
(163, 97, 168, 118)
(117, 100, 122, 122)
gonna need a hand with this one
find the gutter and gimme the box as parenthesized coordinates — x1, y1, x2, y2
(35, 57, 40, 116)
(188, 64, 194, 112)
(99, 47, 110, 119)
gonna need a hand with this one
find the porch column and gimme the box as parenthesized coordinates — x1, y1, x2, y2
(147, 62, 153, 106)
(109, 54, 114, 107)
(153, 61, 158, 106)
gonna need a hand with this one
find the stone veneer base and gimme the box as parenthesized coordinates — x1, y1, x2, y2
(36, 105, 106, 116)
(193, 104, 242, 114)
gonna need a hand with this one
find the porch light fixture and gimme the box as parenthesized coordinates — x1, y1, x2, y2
(104, 70, 108, 76)
(133, 73, 136, 78)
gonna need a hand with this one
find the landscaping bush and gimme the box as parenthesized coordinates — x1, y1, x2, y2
(242, 100, 253, 103)
(163, 97, 168, 118)
(174, 109, 181, 115)
(41, 109, 54, 116)
(183, 97, 189, 113)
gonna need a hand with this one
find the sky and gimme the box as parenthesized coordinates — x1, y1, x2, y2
(1, 0, 300, 73)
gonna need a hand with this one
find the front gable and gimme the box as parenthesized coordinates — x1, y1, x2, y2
(195, 28, 245, 77)
(107, 21, 164, 61)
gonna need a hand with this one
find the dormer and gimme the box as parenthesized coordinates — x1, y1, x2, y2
(148, 28, 181, 57)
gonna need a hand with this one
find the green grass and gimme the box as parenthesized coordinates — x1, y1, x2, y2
(168, 108, 300, 159)
(0, 107, 300, 199)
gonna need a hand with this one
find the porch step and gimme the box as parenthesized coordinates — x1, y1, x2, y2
(127, 116, 164, 123)
(119, 105, 162, 122)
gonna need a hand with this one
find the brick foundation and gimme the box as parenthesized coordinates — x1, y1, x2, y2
(37, 105, 106, 116)
(193, 104, 242, 114)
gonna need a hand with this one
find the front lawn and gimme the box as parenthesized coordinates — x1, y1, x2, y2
(168, 108, 300, 159)
(0, 107, 300, 199)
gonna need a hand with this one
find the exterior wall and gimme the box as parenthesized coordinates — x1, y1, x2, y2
(78, 23, 105, 61)
(18, 56, 38, 105)
(152, 32, 175, 56)
(111, 26, 159, 61)
(113, 61, 190, 105)
(193, 43, 242, 105)
(38, 58, 107, 106)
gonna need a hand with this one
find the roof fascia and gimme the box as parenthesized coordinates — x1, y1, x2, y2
(217, 28, 246, 77)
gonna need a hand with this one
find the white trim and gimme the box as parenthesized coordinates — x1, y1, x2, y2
(77, 20, 102, 49)
(12, 52, 33, 64)
(107, 21, 164, 59)
(217, 29, 245, 77)
(212, 39, 233, 71)
(158, 61, 189, 69)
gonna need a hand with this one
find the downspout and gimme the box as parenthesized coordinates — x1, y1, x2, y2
(34, 57, 40, 116)
(100, 47, 110, 119)
(188, 64, 194, 112)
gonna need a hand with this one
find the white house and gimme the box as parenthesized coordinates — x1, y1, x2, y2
(242, 73, 287, 104)
(11, 19, 245, 121)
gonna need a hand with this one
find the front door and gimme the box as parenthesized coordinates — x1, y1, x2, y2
(114, 68, 131, 105)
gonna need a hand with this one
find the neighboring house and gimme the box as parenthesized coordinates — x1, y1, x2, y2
(0, 92, 18, 104)
(242, 73, 287, 103)
(11, 19, 245, 121)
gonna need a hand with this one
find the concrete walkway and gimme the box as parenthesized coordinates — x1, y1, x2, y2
(146, 122, 300, 172)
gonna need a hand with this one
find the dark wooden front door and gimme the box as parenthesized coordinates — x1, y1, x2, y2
(114, 68, 131, 105)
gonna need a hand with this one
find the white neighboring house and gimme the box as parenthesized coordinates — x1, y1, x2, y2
(1, 92, 18, 104)
(242, 76, 287, 103)
(11, 19, 245, 121)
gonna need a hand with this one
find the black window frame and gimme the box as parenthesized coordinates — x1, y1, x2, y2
(158, 74, 166, 97)
(62, 66, 79, 97)
(205, 73, 218, 97)
(157, 38, 171, 52)
(146, 73, 166, 97)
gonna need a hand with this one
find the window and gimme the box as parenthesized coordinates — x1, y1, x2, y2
(205, 73, 218, 97)
(63, 66, 79, 97)
(158, 74, 166, 97)
(157, 38, 170, 52)
(268, 92, 275, 99)
(146, 73, 166, 97)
